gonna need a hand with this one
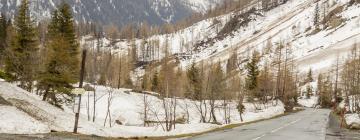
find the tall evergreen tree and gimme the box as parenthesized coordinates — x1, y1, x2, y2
(186, 62, 202, 100)
(5, 0, 38, 91)
(0, 13, 8, 64)
(53, 2, 79, 78)
(307, 68, 313, 83)
(317, 74, 332, 107)
(245, 51, 260, 92)
(151, 71, 159, 92)
(38, 2, 80, 104)
(314, 3, 320, 26)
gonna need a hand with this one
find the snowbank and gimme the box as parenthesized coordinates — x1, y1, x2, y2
(345, 114, 360, 129)
(298, 96, 319, 108)
(339, 96, 360, 129)
(0, 80, 285, 137)
(0, 81, 109, 136)
(298, 81, 319, 108)
(0, 106, 50, 134)
(70, 84, 285, 137)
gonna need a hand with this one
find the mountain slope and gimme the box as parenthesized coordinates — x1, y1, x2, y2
(0, 0, 222, 25)
(98, 0, 359, 76)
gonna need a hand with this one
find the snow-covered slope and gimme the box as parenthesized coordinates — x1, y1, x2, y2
(70, 85, 284, 137)
(0, 80, 108, 136)
(182, 0, 360, 74)
(0, 80, 285, 137)
(97, 0, 359, 77)
(181, 0, 222, 13)
(0, 106, 49, 134)
(0, 0, 223, 25)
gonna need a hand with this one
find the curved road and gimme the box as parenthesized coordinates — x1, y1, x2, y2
(188, 108, 331, 140)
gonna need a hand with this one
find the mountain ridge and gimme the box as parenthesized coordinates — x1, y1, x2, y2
(0, 0, 222, 26)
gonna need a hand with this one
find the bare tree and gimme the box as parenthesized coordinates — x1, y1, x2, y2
(104, 86, 114, 127)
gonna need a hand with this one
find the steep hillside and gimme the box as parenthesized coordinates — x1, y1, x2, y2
(0, 0, 222, 25)
(94, 0, 359, 76)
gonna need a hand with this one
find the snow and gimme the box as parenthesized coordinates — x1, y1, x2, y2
(300, 82, 318, 96)
(298, 82, 319, 108)
(298, 96, 319, 108)
(0, 106, 50, 134)
(345, 114, 360, 128)
(68, 84, 285, 137)
(85, 0, 360, 79)
(2, 0, 360, 137)
(181, 0, 222, 13)
(0, 80, 284, 137)
(0, 81, 108, 136)
(338, 96, 360, 129)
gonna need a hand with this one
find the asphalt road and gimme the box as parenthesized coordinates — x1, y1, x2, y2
(188, 108, 331, 140)
(1, 108, 359, 140)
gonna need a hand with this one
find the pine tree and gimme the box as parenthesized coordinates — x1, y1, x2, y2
(306, 85, 312, 99)
(5, 0, 38, 91)
(307, 68, 313, 83)
(151, 71, 159, 92)
(56, 2, 79, 78)
(314, 3, 320, 26)
(245, 51, 260, 92)
(317, 74, 332, 108)
(305, 69, 313, 99)
(226, 53, 238, 74)
(0, 13, 8, 64)
(186, 62, 202, 100)
(38, 2, 80, 103)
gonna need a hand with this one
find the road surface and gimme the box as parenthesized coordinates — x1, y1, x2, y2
(1, 108, 359, 140)
(188, 108, 331, 140)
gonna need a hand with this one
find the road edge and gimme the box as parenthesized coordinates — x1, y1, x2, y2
(125, 108, 305, 140)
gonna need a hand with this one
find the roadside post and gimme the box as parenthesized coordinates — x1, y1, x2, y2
(73, 49, 87, 133)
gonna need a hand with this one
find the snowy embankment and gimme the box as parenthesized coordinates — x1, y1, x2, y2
(339, 96, 360, 129)
(70, 85, 285, 137)
(0, 79, 284, 137)
(344, 114, 360, 129)
(0, 80, 108, 136)
(298, 82, 319, 108)
(0, 106, 49, 134)
(298, 96, 319, 108)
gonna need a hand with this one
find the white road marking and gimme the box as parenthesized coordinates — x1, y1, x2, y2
(251, 118, 302, 140)
(252, 134, 266, 140)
